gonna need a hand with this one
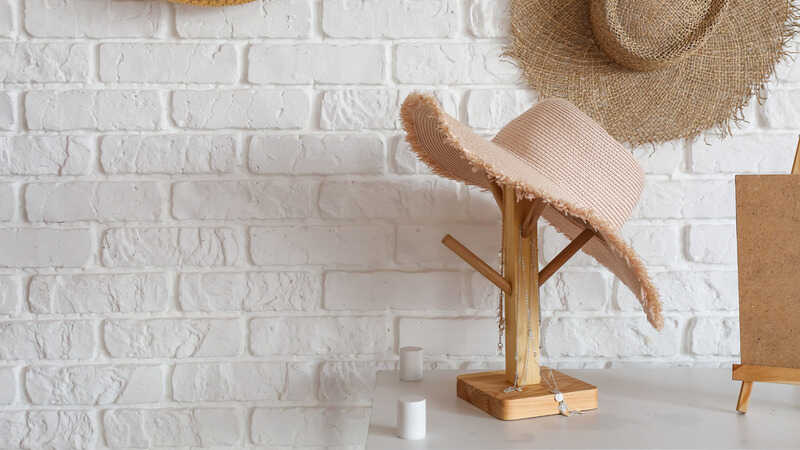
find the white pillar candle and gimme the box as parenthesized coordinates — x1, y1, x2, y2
(399, 346, 423, 381)
(397, 395, 426, 440)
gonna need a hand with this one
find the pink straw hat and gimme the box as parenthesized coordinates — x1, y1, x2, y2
(401, 93, 663, 330)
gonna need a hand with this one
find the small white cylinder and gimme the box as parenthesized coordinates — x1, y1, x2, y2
(399, 346, 423, 381)
(397, 395, 426, 440)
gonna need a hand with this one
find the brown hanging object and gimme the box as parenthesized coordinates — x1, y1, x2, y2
(169, 0, 255, 6)
(506, 0, 799, 145)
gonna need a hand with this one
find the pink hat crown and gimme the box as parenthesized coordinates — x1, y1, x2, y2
(492, 99, 644, 230)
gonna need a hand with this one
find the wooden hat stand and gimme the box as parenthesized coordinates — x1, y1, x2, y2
(442, 184, 598, 420)
(733, 140, 800, 413)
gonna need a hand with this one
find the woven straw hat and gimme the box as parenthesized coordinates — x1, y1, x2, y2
(169, 0, 254, 6)
(507, 0, 797, 146)
(401, 93, 663, 330)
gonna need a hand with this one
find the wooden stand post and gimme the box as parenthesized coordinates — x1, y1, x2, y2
(444, 184, 598, 420)
(502, 187, 540, 386)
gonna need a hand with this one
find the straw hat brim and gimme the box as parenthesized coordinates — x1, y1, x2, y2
(507, 0, 798, 146)
(168, 0, 255, 6)
(401, 94, 663, 330)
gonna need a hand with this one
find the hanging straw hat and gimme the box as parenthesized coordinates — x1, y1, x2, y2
(506, 0, 798, 146)
(169, 0, 254, 6)
(401, 93, 663, 330)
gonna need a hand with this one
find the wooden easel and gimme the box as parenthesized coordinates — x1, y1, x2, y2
(442, 184, 598, 420)
(733, 138, 800, 413)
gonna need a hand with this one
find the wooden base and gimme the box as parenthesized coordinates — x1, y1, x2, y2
(457, 369, 598, 420)
(732, 364, 800, 413)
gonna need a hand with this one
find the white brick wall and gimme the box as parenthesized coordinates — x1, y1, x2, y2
(0, 0, 792, 447)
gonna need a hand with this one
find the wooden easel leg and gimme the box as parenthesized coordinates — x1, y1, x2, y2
(736, 381, 753, 413)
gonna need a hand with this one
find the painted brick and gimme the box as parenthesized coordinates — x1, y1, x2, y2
(543, 317, 681, 358)
(623, 225, 683, 266)
(101, 135, 236, 175)
(172, 180, 316, 220)
(0, 367, 14, 404)
(759, 89, 800, 128)
(691, 133, 798, 173)
(687, 224, 737, 264)
(396, 44, 518, 84)
(466, 186, 505, 223)
(0, 228, 91, 268)
(774, 40, 800, 83)
(171, 362, 314, 401)
(471, 271, 506, 311)
(0, 92, 14, 130)
(0, 410, 96, 449)
(392, 135, 426, 174)
(396, 224, 500, 268)
(466, 89, 537, 129)
(249, 44, 385, 84)
(179, 271, 320, 312)
(541, 224, 597, 268)
(633, 180, 734, 219)
(554, 272, 610, 311)
(172, 89, 309, 129)
(251, 407, 369, 446)
(689, 317, 740, 356)
(25, 90, 162, 131)
(471, 269, 566, 312)
(0, 276, 19, 315)
(0, 0, 13, 37)
(398, 317, 497, 356)
(175, 0, 311, 38)
(319, 361, 394, 402)
(25, 0, 161, 37)
(0, 43, 89, 82)
(29, 273, 169, 314)
(25, 365, 163, 405)
(99, 43, 238, 84)
(26, 182, 163, 223)
(104, 408, 239, 448)
(469, 0, 510, 37)
(101, 227, 240, 268)
(319, 178, 466, 221)
(0, 320, 96, 360)
(104, 319, 241, 358)
(324, 271, 466, 310)
(0, 183, 13, 221)
(616, 271, 738, 312)
(250, 316, 392, 356)
(320, 89, 459, 130)
(321, 362, 382, 400)
(249, 134, 384, 175)
(0, 136, 92, 176)
(323, 0, 457, 38)
(632, 140, 685, 175)
(250, 225, 393, 266)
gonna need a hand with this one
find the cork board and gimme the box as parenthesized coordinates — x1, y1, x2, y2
(736, 175, 800, 368)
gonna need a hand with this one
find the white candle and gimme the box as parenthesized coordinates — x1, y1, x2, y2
(399, 346, 423, 381)
(397, 395, 426, 440)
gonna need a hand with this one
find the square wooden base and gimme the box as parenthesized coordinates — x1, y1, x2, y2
(457, 369, 598, 420)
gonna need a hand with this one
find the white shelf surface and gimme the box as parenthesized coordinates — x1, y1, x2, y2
(367, 368, 800, 449)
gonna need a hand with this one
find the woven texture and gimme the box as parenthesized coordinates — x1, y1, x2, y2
(168, 0, 255, 6)
(507, 0, 798, 146)
(401, 93, 663, 330)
